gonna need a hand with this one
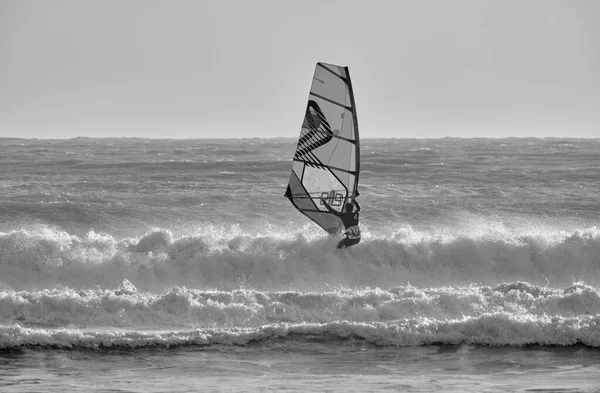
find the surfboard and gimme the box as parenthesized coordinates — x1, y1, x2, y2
(285, 62, 360, 235)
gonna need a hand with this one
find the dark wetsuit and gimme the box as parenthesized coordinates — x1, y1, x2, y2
(322, 200, 361, 249)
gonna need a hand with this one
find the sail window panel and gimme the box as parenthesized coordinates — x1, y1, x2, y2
(302, 165, 343, 197)
(330, 167, 355, 197)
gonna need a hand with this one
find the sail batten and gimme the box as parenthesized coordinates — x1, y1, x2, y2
(296, 128, 356, 144)
(285, 62, 360, 236)
(309, 92, 353, 110)
(292, 159, 358, 175)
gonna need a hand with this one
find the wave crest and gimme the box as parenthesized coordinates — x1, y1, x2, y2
(1, 225, 600, 291)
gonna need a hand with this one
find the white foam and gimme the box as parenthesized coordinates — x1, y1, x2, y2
(1, 224, 600, 291)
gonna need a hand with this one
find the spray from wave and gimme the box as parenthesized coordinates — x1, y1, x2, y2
(1, 223, 599, 292)
(2, 278, 599, 348)
(2, 222, 600, 348)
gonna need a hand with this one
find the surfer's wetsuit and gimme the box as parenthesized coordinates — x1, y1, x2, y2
(321, 199, 361, 249)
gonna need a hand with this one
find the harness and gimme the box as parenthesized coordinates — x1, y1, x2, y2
(344, 224, 361, 239)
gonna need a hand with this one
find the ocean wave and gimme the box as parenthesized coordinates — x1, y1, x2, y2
(1, 280, 598, 326)
(2, 312, 600, 349)
(1, 225, 600, 291)
(1, 278, 600, 348)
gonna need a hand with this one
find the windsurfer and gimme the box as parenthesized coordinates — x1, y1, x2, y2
(320, 196, 361, 249)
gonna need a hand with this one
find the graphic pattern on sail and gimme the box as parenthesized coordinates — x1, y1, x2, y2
(285, 62, 360, 235)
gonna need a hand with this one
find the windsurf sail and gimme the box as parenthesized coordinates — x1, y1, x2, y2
(285, 62, 360, 235)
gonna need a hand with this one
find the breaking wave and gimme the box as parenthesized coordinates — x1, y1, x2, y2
(2, 224, 600, 349)
(2, 280, 600, 348)
(1, 224, 600, 291)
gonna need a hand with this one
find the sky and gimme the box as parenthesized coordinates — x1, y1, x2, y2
(1, 0, 599, 139)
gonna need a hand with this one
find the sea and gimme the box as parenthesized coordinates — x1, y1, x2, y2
(1, 137, 599, 392)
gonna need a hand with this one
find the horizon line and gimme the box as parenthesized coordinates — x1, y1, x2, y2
(2, 136, 599, 141)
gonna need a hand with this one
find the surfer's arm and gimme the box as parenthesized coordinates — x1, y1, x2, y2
(320, 197, 341, 216)
(354, 199, 361, 212)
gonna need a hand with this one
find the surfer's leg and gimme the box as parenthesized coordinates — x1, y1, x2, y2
(347, 238, 360, 248)
(337, 237, 360, 249)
